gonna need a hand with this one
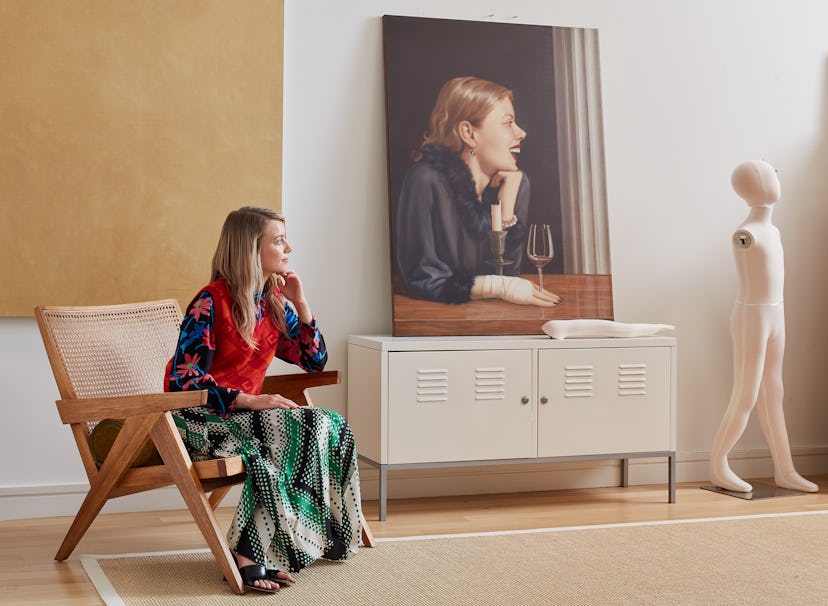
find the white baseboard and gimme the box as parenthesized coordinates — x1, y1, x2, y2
(0, 483, 245, 521)
(2, 447, 826, 521)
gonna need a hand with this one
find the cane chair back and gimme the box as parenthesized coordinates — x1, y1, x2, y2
(38, 300, 180, 430)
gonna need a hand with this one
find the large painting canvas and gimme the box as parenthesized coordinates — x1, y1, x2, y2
(384, 15, 613, 336)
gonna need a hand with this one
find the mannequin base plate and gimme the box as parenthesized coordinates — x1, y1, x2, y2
(700, 482, 807, 500)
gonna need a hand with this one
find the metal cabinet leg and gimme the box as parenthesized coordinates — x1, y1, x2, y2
(668, 452, 676, 503)
(379, 464, 387, 521)
(621, 458, 629, 487)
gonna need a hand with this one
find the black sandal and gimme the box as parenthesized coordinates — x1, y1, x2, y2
(238, 564, 280, 593)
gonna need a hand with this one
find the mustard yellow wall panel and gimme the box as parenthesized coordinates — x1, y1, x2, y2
(0, 0, 283, 315)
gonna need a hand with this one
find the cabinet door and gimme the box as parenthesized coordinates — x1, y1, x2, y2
(387, 349, 534, 464)
(537, 347, 671, 457)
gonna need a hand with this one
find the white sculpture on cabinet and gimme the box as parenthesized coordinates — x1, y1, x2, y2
(708, 160, 817, 493)
(542, 319, 674, 340)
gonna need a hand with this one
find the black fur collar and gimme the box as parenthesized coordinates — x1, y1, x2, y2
(419, 144, 491, 238)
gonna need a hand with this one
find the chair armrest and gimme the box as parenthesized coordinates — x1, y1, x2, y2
(260, 370, 341, 393)
(260, 370, 341, 407)
(56, 390, 208, 424)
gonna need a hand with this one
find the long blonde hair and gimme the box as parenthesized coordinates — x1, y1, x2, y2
(211, 206, 287, 347)
(415, 76, 513, 160)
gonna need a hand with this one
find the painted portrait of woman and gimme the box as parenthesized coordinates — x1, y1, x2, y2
(384, 16, 612, 336)
(395, 76, 558, 307)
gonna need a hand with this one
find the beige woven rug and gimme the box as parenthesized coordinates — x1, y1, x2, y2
(82, 511, 828, 606)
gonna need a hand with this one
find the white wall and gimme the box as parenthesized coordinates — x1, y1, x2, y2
(3, 0, 828, 520)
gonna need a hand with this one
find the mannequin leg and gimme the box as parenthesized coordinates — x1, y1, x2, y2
(709, 306, 767, 492)
(756, 326, 818, 492)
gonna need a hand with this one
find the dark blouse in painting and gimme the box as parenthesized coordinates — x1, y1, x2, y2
(394, 144, 530, 304)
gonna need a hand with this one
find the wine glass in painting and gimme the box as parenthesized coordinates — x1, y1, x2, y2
(526, 224, 554, 291)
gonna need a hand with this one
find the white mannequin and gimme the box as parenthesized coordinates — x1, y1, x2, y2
(708, 160, 817, 493)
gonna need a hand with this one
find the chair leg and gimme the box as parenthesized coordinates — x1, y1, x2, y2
(361, 514, 376, 548)
(208, 486, 232, 510)
(150, 413, 245, 595)
(55, 413, 162, 561)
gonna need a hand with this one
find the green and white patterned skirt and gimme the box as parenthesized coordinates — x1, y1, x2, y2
(173, 406, 362, 572)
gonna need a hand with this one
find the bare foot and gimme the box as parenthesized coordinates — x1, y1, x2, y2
(268, 569, 295, 585)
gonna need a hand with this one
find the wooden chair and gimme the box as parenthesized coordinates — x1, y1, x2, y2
(35, 299, 374, 595)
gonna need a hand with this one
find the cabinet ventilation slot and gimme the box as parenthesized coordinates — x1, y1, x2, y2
(474, 367, 506, 400)
(618, 363, 647, 396)
(564, 364, 593, 398)
(416, 368, 448, 402)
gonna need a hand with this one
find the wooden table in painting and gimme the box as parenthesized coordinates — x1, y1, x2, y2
(392, 274, 613, 336)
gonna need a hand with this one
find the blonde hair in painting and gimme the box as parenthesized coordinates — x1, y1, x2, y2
(211, 206, 287, 347)
(416, 76, 513, 159)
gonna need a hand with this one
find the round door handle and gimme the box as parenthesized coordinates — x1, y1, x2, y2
(540, 396, 549, 404)
(521, 396, 529, 404)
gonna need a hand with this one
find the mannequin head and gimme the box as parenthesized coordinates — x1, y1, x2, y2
(731, 160, 781, 207)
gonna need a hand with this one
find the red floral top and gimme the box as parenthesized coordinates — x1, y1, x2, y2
(165, 279, 327, 417)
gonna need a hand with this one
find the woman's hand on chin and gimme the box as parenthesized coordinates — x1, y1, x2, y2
(490, 170, 522, 192)
(490, 170, 523, 216)
(277, 270, 305, 302)
(277, 270, 313, 324)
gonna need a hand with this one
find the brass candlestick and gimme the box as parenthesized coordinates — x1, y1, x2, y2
(486, 231, 513, 276)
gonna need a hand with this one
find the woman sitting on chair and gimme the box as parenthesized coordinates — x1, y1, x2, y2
(165, 205, 362, 593)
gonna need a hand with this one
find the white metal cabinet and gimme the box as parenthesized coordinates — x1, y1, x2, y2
(387, 349, 534, 464)
(537, 347, 671, 457)
(347, 334, 676, 520)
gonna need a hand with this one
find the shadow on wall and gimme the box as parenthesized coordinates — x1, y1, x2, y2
(771, 55, 828, 441)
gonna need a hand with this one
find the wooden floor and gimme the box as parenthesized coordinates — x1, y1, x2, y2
(4, 475, 827, 605)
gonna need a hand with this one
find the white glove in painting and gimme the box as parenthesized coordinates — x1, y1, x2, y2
(470, 275, 559, 306)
